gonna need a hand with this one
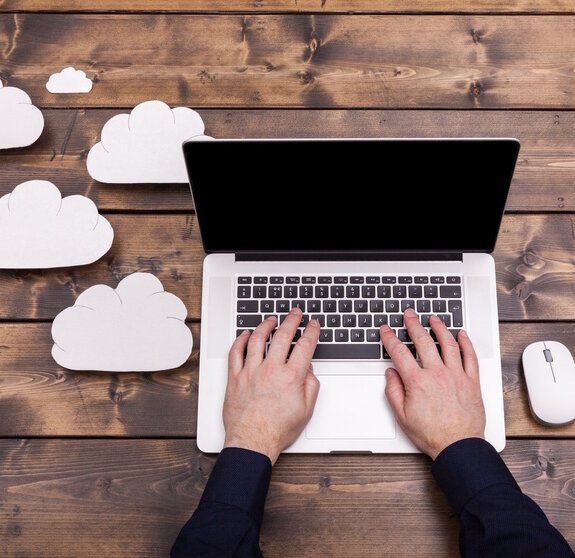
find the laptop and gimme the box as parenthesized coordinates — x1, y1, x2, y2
(183, 137, 520, 454)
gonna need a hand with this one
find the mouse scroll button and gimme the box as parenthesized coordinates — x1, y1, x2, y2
(544, 349, 553, 363)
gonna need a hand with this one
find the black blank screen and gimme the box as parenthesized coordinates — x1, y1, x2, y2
(183, 138, 519, 255)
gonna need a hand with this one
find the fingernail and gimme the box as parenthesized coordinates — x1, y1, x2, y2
(458, 329, 468, 339)
(404, 307, 416, 317)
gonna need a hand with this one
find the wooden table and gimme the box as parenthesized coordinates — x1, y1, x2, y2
(1, 2, 575, 556)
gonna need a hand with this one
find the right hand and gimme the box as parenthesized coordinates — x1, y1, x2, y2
(380, 308, 486, 460)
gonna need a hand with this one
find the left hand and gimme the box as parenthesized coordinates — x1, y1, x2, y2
(223, 307, 321, 465)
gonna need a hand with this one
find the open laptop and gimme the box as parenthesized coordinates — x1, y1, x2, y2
(183, 137, 520, 454)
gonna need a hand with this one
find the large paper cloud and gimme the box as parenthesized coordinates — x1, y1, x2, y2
(0, 82, 44, 149)
(51, 272, 193, 371)
(0, 180, 113, 268)
(46, 67, 93, 93)
(86, 100, 212, 183)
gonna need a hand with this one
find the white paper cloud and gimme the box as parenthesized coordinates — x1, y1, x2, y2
(0, 84, 44, 149)
(0, 180, 113, 268)
(51, 272, 193, 372)
(86, 100, 212, 183)
(46, 67, 93, 93)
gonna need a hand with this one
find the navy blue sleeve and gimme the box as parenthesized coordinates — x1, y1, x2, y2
(171, 447, 272, 558)
(432, 438, 575, 558)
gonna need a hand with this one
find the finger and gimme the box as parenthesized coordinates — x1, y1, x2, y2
(380, 324, 419, 379)
(266, 307, 303, 363)
(303, 367, 321, 419)
(228, 329, 250, 377)
(384, 368, 406, 423)
(403, 308, 443, 369)
(244, 315, 277, 368)
(457, 329, 480, 380)
(429, 314, 462, 369)
(288, 319, 321, 375)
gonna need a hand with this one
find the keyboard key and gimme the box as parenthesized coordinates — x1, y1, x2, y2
(319, 329, 332, 342)
(238, 300, 258, 312)
(447, 276, 461, 284)
(238, 285, 251, 298)
(237, 315, 263, 327)
(253, 285, 267, 298)
(335, 329, 348, 342)
(313, 343, 380, 359)
(254, 277, 268, 284)
(440, 285, 462, 298)
(238, 276, 252, 284)
(327, 315, 341, 327)
(351, 329, 365, 342)
(449, 300, 464, 327)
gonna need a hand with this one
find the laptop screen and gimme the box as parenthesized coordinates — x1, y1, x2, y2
(183, 138, 520, 256)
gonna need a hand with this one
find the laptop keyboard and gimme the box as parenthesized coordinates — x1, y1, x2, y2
(235, 274, 464, 360)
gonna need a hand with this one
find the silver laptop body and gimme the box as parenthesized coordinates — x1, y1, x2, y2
(183, 137, 520, 454)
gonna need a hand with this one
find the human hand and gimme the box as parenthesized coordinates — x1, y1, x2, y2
(223, 307, 321, 465)
(380, 307, 486, 460)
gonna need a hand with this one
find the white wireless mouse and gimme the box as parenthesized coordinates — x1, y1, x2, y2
(522, 341, 575, 426)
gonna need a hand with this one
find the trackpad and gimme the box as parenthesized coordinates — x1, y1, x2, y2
(306, 375, 396, 440)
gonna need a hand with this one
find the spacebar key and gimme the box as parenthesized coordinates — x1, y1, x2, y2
(313, 344, 381, 359)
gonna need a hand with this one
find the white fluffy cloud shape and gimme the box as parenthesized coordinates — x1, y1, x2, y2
(46, 67, 93, 93)
(0, 82, 44, 149)
(87, 100, 212, 183)
(0, 180, 113, 268)
(51, 272, 193, 372)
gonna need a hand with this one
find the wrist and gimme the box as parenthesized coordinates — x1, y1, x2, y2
(224, 433, 280, 465)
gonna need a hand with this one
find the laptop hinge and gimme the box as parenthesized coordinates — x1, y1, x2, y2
(235, 251, 464, 262)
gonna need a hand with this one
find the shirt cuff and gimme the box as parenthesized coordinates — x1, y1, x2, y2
(431, 437, 519, 517)
(201, 447, 272, 526)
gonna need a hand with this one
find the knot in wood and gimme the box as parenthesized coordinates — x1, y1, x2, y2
(470, 28, 484, 44)
(469, 80, 483, 99)
(513, 281, 531, 301)
(319, 475, 331, 488)
(522, 250, 538, 266)
(298, 70, 315, 85)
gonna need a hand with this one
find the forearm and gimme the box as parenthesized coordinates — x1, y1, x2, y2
(171, 448, 272, 558)
(432, 438, 575, 558)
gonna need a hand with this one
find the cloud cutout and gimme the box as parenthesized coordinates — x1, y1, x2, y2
(0, 83, 44, 149)
(51, 272, 193, 372)
(86, 100, 213, 183)
(46, 67, 93, 93)
(0, 180, 113, 268)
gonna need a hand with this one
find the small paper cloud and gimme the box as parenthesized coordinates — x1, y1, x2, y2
(0, 85, 44, 149)
(0, 180, 113, 268)
(46, 67, 93, 94)
(51, 272, 193, 372)
(86, 100, 212, 183)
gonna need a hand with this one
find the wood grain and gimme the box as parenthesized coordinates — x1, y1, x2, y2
(2, 15, 575, 109)
(4, 1, 575, 13)
(0, 322, 573, 438)
(0, 438, 573, 558)
(494, 214, 575, 320)
(2, 109, 575, 212)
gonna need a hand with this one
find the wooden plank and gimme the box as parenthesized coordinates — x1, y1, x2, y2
(0, 213, 574, 321)
(0, 438, 573, 557)
(0, 324, 199, 437)
(0, 214, 205, 321)
(3, 1, 575, 14)
(2, 109, 575, 212)
(494, 214, 575, 320)
(0, 322, 573, 438)
(2, 15, 575, 109)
